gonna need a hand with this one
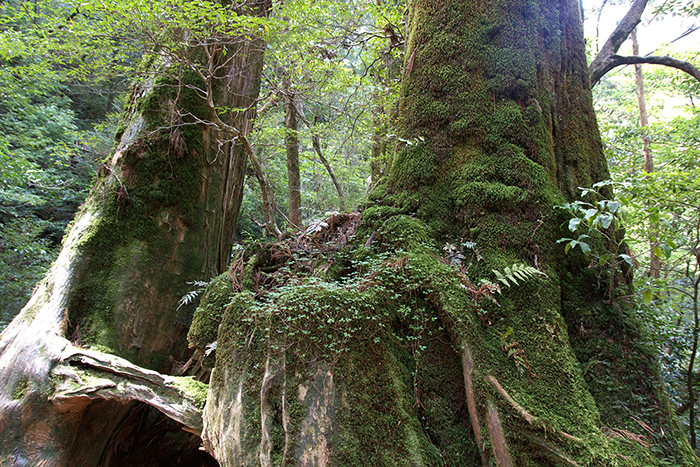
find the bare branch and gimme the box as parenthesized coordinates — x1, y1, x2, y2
(589, 0, 648, 83)
(590, 54, 700, 87)
(288, 99, 346, 209)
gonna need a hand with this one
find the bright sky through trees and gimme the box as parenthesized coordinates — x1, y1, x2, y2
(583, 0, 700, 54)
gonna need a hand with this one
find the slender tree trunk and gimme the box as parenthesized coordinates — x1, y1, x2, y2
(284, 80, 302, 228)
(0, 0, 270, 463)
(689, 271, 699, 450)
(632, 29, 652, 174)
(310, 132, 345, 211)
(250, 145, 282, 238)
(308, 115, 345, 210)
(631, 28, 661, 281)
(289, 105, 346, 210)
(369, 18, 404, 187)
(687, 219, 700, 450)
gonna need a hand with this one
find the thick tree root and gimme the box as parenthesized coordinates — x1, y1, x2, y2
(487, 375, 582, 444)
(462, 343, 586, 467)
(523, 432, 580, 467)
(486, 400, 513, 467)
(461, 344, 488, 464)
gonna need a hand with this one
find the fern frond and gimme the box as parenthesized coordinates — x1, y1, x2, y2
(204, 341, 217, 356)
(177, 280, 212, 310)
(178, 290, 201, 309)
(492, 263, 546, 288)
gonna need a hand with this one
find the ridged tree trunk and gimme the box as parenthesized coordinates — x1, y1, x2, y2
(194, 0, 698, 465)
(0, 0, 269, 463)
(284, 79, 302, 228)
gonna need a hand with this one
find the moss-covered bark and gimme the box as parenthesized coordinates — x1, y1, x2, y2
(194, 0, 698, 465)
(67, 26, 268, 369)
(0, 0, 269, 464)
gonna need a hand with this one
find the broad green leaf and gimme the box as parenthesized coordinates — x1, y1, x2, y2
(579, 242, 591, 255)
(662, 243, 673, 259)
(568, 217, 581, 232)
(584, 208, 598, 220)
(599, 212, 613, 229)
(618, 254, 634, 268)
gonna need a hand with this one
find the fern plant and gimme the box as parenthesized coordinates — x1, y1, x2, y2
(177, 280, 211, 310)
(491, 263, 546, 289)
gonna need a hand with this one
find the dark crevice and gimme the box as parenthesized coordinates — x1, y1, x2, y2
(68, 400, 218, 467)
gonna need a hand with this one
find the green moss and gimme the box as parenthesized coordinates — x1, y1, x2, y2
(64, 64, 212, 369)
(377, 215, 432, 249)
(560, 269, 698, 464)
(169, 376, 208, 410)
(11, 378, 28, 400)
(200, 209, 699, 465)
(194, 0, 694, 463)
(188, 273, 234, 351)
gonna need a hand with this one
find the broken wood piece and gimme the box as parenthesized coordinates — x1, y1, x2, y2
(51, 344, 204, 435)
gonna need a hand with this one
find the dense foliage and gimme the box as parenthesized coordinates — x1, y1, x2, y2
(0, 38, 118, 327)
(591, 18, 700, 445)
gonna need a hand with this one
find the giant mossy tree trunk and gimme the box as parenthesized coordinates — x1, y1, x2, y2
(0, 0, 269, 464)
(192, 0, 699, 465)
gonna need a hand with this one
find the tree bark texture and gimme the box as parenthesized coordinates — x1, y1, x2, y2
(0, 0, 270, 463)
(193, 0, 697, 466)
(284, 79, 302, 228)
(1, 0, 697, 466)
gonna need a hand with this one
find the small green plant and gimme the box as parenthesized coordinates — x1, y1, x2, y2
(491, 263, 547, 288)
(499, 326, 535, 378)
(177, 280, 212, 310)
(556, 180, 634, 302)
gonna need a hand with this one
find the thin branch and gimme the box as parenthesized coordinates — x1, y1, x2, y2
(595, 0, 611, 54)
(589, 0, 649, 85)
(591, 54, 700, 86)
(288, 98, 346, 209)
